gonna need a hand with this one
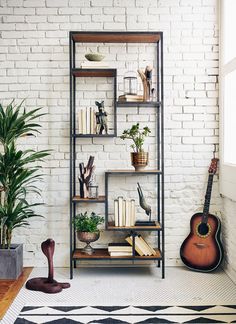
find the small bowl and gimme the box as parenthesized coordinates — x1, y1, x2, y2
(85, 53, 105, 61)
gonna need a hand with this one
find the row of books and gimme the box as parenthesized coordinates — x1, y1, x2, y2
(114, 197, 136, 227)
(108, 234, 156, 257)
(81, 61, 110, 69)
(78, 107, 96, 134)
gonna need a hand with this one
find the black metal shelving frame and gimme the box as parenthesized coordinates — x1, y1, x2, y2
(69, 31, 164, 279)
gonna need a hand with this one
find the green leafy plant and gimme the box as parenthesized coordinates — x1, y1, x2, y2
(0, 100, 50, 249)
(74, 212, 104, 233)
(120, 123, 151, 153)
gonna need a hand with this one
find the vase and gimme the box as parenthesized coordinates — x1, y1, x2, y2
(77, 231, 100, 255)
(131, 152, 149, 171)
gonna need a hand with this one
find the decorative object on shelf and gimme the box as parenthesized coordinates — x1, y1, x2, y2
(74, 212, 104, 255)
(95, 101, 108, 135)
(118, 94, 143, 102)
(137, 182, 152, 223)
(88, 173, 99, 199)
(137, 65, 153, 101)
(123, 63, 138, 95)
(120, 123, 151, 171)
(78, 156, 95, 198)
(0, 100, 50, 279)
(26, 239, 70, 293)
(85, 52, 105, 62)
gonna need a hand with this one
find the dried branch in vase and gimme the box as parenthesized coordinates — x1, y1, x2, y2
(78, 156, 95, 198)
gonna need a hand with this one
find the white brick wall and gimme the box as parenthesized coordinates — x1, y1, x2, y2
(0, 0, 222, 269)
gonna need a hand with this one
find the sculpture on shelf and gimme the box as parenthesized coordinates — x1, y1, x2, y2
(137, 65, 153, 102)
(26, 239, 70, 294)
(78, 155, 95, 198)
(95, 100, 108, 135)
(137, 182, 152, 222)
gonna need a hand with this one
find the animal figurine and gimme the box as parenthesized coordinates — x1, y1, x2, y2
(95, 100, 108, 135)
(137, 182, 152, 222)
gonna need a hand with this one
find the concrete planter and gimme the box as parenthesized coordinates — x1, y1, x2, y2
(0, 244, 23, 279)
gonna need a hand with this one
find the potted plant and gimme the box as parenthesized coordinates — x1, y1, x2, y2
(0, 101, 50, 279)
(74, 211, 104, 255)
(120, 123, 151, 171)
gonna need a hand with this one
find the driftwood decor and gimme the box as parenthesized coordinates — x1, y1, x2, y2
(137, 66, 153, 101)
(78, 156, 95, 198)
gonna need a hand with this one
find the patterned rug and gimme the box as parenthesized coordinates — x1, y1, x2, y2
(14, 305, 236, 323)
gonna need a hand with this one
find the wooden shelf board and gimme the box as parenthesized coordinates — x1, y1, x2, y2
(73, 134, 115, 138)
(72, 196, 106, 203)
(73, 248, 161, 260)
(71, 32, 161, 43)
(72, 68, 116, 77)
(106, 169, 161, 175)
(107, 221, 162, 231)
(117, 101, 161, 107)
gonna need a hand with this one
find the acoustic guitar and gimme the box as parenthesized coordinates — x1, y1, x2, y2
(180, 158, 224, 272)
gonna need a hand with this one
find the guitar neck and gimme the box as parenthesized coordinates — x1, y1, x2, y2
(202, 174, 214, 223)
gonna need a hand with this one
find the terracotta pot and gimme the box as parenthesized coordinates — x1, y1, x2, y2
(77, 231, 100, 255)
(131, 152, 149, 171)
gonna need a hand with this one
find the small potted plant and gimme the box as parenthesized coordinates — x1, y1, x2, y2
(120, 123, 151, 171)
(74, 212, 104, 255)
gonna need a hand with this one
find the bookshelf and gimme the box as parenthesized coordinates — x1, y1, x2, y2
(69, 31, 164, 279)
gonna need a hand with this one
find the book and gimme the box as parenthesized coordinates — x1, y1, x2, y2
(78, 109, 82, 134)
(118, 94, 143, 102)
(125, 235, 145, 256)
(86, 107, 90, 134)
(131, 199, 135, 226)
(108, 243, 132, 252)
(125, 200, 131, 227)
(82, 109, 86, 134)
(140, 237, 157, 256)
(81, 61, 110, 69)
(122, 199, 126, 227)
(109, 251, 133, 256)
(114, 200, 119, 227)
(118, 196, 123, 227)
(90, 107, 95, 134)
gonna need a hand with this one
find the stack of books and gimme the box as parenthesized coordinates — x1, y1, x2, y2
(125, 234, 156, 256)
(118, 94, 143, 102)
(81, 61, 110, 69)
(114, 197, 135, 227)
(78, 107, 96, 134)
(108, 243, 133, 257)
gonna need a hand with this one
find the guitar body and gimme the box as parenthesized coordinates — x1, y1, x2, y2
(180, 213, 224, 272)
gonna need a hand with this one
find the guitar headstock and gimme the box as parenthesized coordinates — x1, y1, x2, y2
(208, 158, 219, 174)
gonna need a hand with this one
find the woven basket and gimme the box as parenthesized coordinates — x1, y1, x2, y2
(131, 152, 149, 171)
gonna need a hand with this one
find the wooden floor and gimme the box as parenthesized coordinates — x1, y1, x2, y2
(0, 267, 32, 319)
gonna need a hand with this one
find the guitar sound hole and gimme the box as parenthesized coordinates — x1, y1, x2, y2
(197, 223, 209, 236)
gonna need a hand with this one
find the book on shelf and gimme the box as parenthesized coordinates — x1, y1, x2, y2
(108, 243, 132, 253)
(78, 107, 96, 134)
(125, 234, 156, 256)
(114, 197, 136, 227)
(109, 251, 133, 256)
(118, 94, 143, 102)
(81, 61, 110, 69)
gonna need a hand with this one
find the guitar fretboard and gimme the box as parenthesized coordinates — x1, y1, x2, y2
(202, 174, 214, 223)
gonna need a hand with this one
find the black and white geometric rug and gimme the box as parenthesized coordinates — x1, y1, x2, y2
(14, 305, 236, 323)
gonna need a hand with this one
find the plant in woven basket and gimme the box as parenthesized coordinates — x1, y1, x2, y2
(120, 123, 151, 171)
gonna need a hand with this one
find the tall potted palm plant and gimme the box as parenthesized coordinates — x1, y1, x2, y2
(0, 101, 50, 279)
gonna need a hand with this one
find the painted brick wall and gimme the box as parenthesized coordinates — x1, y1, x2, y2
(0, 0, 221, 268)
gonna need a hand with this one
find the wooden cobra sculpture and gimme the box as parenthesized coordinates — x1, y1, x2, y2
(26, 239, 70, 293)
(137, 182, 152, 222)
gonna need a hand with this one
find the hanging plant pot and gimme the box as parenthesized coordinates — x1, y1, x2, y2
(131, 152, 149, 171)
(0, 244, 23, 279)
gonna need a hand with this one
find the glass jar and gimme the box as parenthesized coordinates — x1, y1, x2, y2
(123, 63, 137, 95)
(88, 185, 98, 199)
